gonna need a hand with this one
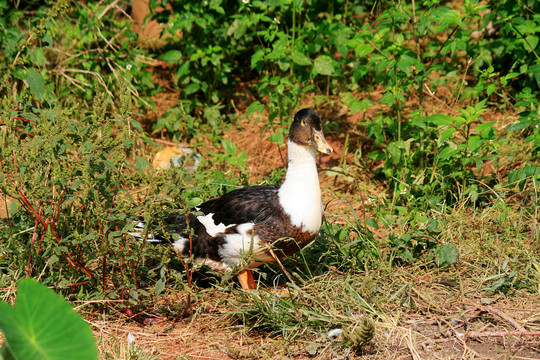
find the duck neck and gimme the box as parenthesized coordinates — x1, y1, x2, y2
(278, 140, 323, 234)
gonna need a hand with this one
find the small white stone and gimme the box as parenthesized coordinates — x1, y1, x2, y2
(127, 332, 135, 345)
(327, 328, 343, 338)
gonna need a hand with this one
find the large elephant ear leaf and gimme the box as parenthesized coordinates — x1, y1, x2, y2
(0, 278, 98, 360)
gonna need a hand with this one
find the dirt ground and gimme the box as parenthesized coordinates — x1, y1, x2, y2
(90, 284, 540, 360)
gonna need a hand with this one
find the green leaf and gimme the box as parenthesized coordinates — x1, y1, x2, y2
(227, 19, 247, 39)
(507, 120, 531, 132)
(365, 218, 379, 229)
(184, 82, 200, 95)
(380, 92, 395, 106)
(246, 101, 265, 116)
(160, 50, 183, 63)
(269, 128, 285, 145)
(475, 121, 495, 134)
(134, 156, 150, 174)
(251, 48, 265, 71)
(527, 62, 540, 75)
(221, 138, 237, 155)
(397, 55, 418, 74)
(26, 68, 45, 100)
(468, 135, 484, 152)
(348, 98, 372, 113)
(155, 278, 165, 295)
(43, 34, 53, 47)
(30, 48, 46, 66)
(366, 150, 385, 160)
(312, 55, 337, 76)
(438, 146, 456, 161)
(0, 278, 97, 360)
(439, 127, 456, 143)
(428, 114, 455, 126)
(435, 243, 460, 268)
(291, 50, 312, 66)
(486, 83, 496, 95)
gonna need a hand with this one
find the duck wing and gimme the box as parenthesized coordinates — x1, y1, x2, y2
(195, 185, 281, 225)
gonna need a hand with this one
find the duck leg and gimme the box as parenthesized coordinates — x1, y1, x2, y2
(237, 269, 256, 290)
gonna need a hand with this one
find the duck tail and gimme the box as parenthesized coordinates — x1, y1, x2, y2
(128, 219, 164, 244)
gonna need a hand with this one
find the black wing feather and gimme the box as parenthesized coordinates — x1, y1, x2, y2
(197, 185, 282, 226)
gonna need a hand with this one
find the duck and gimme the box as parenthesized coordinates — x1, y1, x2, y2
(132, 108, 333, 289)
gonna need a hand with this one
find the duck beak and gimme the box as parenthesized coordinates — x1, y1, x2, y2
(312, 130, 333, 154)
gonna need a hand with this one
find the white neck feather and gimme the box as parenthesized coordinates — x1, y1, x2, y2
(278, 140, 323, 234)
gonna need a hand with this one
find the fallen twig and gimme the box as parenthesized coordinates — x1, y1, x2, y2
(484, 305, 527, 332)
(468, 331, 540, 338)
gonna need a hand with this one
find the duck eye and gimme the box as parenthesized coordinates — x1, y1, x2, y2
(301, 119, 307, 126)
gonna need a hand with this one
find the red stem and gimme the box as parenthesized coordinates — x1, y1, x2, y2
(99, 221, 107, 293)
(26, 216, 40, 277)
(14, 182, 94, 281)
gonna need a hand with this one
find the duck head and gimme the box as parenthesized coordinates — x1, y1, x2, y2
(289, 108, 333, 154)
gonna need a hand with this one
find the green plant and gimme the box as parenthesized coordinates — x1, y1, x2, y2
(0, 85, 158, 304)
(0, 1, 156, 109)
(0, 278, 97, 360)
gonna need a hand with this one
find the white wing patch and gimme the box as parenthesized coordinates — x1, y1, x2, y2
(173, 237, 189, 253)
(196, 212, 234, 236)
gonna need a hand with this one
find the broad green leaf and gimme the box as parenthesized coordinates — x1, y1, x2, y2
(30, 48, 46, 66)
(312, 55, 337, 76)
(527, 62, 540, 75)
(184, 82, 200, 95)
(251, 48, 265, 71)
(475, 121, 495, 134)
(246, 101, 265, 116)
(427, 114, 455, 126)
(439, 127, 456, 143)
(435, 243, 460, 268)
(507, 120, 531, 132)
(380, 92, 395, 106)
(0, 278, 97, 360)
(365, 218, 379, 229)
(387, 143, 401, 164)
(155, 278, 165, 295)
(397, 55, 418, 74)
(349, 98, 372, 113)
(353, 43, 373, 57)
(468, 135, 484, 152)
(177, 61, 191, 78)
(486, 83, 496, 95)
(366, 150, 385, 160)
(438, 146, 457, 161)
(26, 68, 45, 100)
(160, 50, 183, 63)
(291, 50, 312, 66)
(221, 138, 237, 155)
(269, 128, 285, 145)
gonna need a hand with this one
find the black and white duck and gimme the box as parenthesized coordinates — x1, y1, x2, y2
(132, 108, 333, 289)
